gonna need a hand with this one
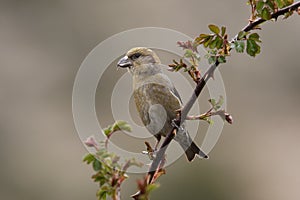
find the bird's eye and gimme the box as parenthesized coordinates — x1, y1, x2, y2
(130, 53, 142, 60)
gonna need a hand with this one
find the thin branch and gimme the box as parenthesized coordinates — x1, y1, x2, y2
(145, 0, 300, 186)
(147, 128, 177, 183)
(234, 1, 300, 40)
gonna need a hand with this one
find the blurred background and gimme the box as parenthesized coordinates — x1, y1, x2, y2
(1, 0, 300, 199)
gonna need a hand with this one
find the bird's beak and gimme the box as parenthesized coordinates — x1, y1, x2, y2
(117, 56, 132, 68)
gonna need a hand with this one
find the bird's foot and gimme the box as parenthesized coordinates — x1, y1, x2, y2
(142, 150, 156, 160)
(171, 119, 184, 131)
(142, 141, 157, 160)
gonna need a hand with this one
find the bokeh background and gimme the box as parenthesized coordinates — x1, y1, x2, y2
(1, 0, 300, 200)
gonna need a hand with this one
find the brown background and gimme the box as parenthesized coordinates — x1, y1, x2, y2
(1, 0, 300, 200)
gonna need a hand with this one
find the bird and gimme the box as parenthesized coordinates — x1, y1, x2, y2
(117, 47, 208, 161)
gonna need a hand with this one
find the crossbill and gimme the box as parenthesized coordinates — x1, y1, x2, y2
(117, 47, 208, 161)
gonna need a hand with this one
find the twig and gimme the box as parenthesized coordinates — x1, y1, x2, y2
(234, 1, 300, 41)
(147, 128, 177, 183)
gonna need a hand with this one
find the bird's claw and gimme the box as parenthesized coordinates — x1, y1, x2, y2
(143, 141, 157, 160)
(142, 150, 156, 160)
(171, 119, 184, 131)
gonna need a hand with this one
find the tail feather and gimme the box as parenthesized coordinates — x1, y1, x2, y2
(185, 142, 209, 161)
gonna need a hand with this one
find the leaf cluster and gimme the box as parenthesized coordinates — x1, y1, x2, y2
(103, 120, 132, 148)
(83, 149, 143, 200)
(189, 96, 233, 125)
(104, 120, 132, 138)
(232, 31, 262, 57)
(169, 58, 201, 83)
(248, 0, 295, 20)
(83, 121, 144, 200)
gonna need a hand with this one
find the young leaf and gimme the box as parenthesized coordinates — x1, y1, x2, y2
(184, 49, 194, 58)
(216, 96, 224, 110)
(207, 118, 214, 125)
(215, 36, 223, 49)
(209, 38, 217, 49)
(195, 34, 211, 45)
(221, 26, 226, 37)
(217, 56, 226, 63)
(262, 7, 272, 20)
(266, 0, 275, 12)
(83, 153, 96, 164)
(112, 120, 132, 132)
(203, 36, 213, 48)
(208, 56, 217, 64)
(246, 39, 261, 57)
(237, 31, 247, 40)
(146, 183, 160, 193)
(98, 188, 108, 200)
(93, 159, 102, 171)
(249, 33, 261, 42)
(234, 41, 245, 53)
(208, 24, 220, 35)
(209, 98, 217, 107)
(256, 0, 265, 14)
(103, 126, 112, 137)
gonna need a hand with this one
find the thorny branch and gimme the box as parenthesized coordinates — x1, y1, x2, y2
(145, 1, 300, 186)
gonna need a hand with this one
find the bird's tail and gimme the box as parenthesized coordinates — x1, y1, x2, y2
(185, 142, 209, 161)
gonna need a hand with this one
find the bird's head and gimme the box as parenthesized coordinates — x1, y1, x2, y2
(117, 47, 161, 70)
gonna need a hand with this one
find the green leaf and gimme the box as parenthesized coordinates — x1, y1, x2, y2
(93, 159, 102, 171)
(217, 56, 226, 63)
(215, 96, 224, 110)
(256, 0, 265, 14)
(208, 24, 220, 35)
(262, 7, 272, 20)
(184, 49, 194, 58)
(208, 56, 217, 64)
(209, 38, 217, 49)
(237, 31, 247, 40)
(210, 96, 224, 110)
(275, 0, 284, 8)
(234, 41, 245, 53)
(99, 176, 107, 186)
(246, 39, 261, 57)
(207, 118, 214, 125)
(112, 120, 132, 132)
(83, 153, 95, 164)
(203, 36, 213, 48)
(199, 33, 211, 39)
(103, 126, 112, 136)
(146, 183, 160, 193)
(215, 36, 223, 49)
(221, 26, 226, 37)
(249, 33, 261, 42)
(195, 34, 211, 45)
(98, 188, 108, 200)
(209, 98, 217, 106)
(265, 0, 275, 12)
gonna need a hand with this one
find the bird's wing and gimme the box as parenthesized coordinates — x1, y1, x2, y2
(171, 86, 183, 104)
(133, 82, 182, 135)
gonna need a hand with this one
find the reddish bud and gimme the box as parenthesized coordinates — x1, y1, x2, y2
(84, 136, 99, 149)
(225, 113, 233, 124)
